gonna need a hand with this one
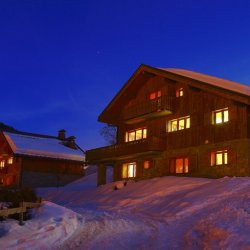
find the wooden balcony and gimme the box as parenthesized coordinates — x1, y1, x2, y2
(86, 137, 166, 164)
(123, 95, 175, 123)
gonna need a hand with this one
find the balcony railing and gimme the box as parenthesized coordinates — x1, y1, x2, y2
(86, 137, 166, 163)
(122, 95, 175, 121)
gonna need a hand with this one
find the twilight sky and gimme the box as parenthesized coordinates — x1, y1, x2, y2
(1, 0, 250, 150)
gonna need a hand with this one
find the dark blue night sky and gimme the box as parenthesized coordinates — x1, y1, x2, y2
(1, 0, 250, 150)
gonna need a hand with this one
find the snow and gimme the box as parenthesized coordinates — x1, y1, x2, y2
(0, 201, 83, 249)
(160, 68, 250, 96)
(3, 132, 84, 162)
(37, 172, 250, 249)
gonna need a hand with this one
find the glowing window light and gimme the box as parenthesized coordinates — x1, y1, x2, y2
(8, 157, 13, 164)
(144, 160, 150, 169)
(169, 116, 190, 132)
(213, 108, 229, 124)
(211, 150, 228, 166)
(174, 157, 189, 174)
(122, 162, 136, 178)
(125, 128, 147, 142)
(0, 160, 5, 169)
(176, 88, 184, 97)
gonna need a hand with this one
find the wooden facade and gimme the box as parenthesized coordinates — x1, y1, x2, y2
(0, 130, 85, 188)
(86, 65, 250, 185)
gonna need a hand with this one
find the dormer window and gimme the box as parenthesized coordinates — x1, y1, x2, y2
(176, 88, 184, 97)
(149, 90, 161, 100)
(213, 108, 229, 124)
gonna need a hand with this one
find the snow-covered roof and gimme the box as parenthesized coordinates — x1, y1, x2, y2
(3, 132, 84, 162)
(160, 68, 250, 96)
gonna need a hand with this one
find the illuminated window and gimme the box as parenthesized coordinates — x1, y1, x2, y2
(144, 160, 150, 169)
(213, 108, 229, 124)
(135, 129, 142, 140)
(149, 90, 161, 100)
(176, 88, 184, 97)
(150, 92, 156, 100)
(122, 162, 136, 178)
(211, 150, 228, 166)
(125, 128, 147, 142)
(168, 116, 190, 132)
(178, 119, 185, 130)
(7, 157, 13, 164)
(170, 157, 189, 174)
(0, 160, 5, 169)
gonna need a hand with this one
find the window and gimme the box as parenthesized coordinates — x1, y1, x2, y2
(168, 116, 190, 132)
(213, 108, 229, 124)
(0, 160, 5, 169)
(7, 157, 13, 164)
(125, 128, 147, 142)
(149, 90, 161, 100)
(211, 150, 228, 166)
(122, 162, 136, 178)
(144, 160, 150, 169)
(170, 157, 189, 174)
(176, 88, 184, 97)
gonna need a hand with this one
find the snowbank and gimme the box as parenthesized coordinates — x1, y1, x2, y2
(4, 175, 249, 249)
(39, 174, 250, 249)
(0, 201, 83, 249)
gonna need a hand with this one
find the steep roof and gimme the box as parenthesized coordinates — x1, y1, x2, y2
(3, 131, 85, 162)
(98, 64, 250, 124)
(160, 68, 250, 96)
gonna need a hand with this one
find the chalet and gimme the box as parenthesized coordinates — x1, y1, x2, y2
(0, 129, 85, 187)
(86, 64, 250, 185)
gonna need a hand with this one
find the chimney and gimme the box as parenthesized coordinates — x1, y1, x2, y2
(67, 136, 76, 149)
(58, 129, 66, 140)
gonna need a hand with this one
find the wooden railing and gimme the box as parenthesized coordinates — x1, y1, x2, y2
(123, 95, 175, 120)
(0, 200, 42, 225)
(86, 137, 166, 163)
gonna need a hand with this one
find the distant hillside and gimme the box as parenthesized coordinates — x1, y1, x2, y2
(0, 122, 18, 132)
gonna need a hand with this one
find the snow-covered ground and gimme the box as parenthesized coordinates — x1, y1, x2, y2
(0, 201, 83, 249)
(2, 172, 250, 249)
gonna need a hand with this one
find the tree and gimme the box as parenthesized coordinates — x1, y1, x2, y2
(100, 124, 117, 145)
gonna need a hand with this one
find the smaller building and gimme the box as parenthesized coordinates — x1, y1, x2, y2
(0, 129, 85, 188)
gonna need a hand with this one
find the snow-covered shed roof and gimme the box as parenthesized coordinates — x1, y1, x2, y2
(160, 68, 250, 96)
(3, 131, 84, 162)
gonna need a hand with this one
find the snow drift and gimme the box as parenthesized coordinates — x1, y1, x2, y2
(38, 174, 250, 250)
(2, 171, 250, 249)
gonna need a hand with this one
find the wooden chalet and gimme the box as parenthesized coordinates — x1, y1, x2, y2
(0, 129, 85, 187)
(86, 64, 250, 185)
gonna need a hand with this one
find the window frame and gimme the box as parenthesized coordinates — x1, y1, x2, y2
(149, 90, 161, 100)
(168, 116, 190, 132)
(211, 149, 228, 166)
(122, 162, 137, 178)
(7, 157, 13, 165)
(170, 157, 189, 174)
(0, 160, 5, 169)
(213, 108, 229, 124)
(125, 127, 147, 142)
(176, 88, 184, 97)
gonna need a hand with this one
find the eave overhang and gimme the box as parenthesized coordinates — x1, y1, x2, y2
(98, 64, 250, 125)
